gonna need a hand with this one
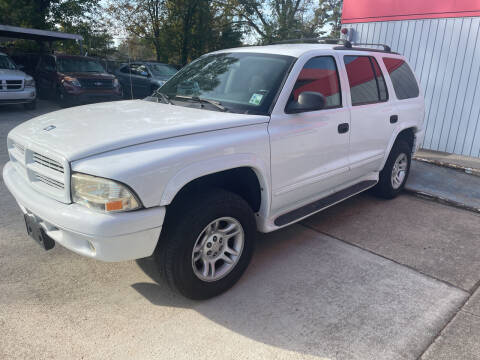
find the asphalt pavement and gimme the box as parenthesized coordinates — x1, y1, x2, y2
(1, 101, 479, 359)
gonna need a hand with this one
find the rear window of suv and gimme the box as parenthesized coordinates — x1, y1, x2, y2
(382, 58, 419, 100)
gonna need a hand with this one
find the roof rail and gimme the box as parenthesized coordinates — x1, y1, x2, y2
(352, 43, 391, 52)
(271, 37, 352, 48)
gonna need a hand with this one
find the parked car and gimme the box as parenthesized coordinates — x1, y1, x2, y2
(116, 61, 178, 99)
(0, 52, 36, 109)
(35, 54, 123, 107)
(3, 41, 424, 300)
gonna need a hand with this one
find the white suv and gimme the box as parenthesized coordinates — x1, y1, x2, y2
(3, 41, 424, 299)
(0, 52, 36, 109)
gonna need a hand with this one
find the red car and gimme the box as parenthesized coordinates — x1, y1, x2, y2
(35, 54, 123, 107)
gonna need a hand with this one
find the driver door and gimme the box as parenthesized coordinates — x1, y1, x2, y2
(269, 55, 352, 220)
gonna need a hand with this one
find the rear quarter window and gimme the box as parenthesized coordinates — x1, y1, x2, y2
(383, 58, 419, 100)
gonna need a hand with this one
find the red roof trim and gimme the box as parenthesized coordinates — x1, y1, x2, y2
(342, 0, 480, 24)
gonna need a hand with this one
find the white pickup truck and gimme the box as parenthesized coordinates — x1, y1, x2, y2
(0, 52, 36, 109)
(3, 41, 424, 299)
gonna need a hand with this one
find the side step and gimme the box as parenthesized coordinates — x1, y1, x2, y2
(274, 180, 377, 226)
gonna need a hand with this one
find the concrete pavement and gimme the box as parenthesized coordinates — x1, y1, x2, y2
(1, 100, 480, 359)
(406, 160, 480, 213)
(415, 149, 480, 177)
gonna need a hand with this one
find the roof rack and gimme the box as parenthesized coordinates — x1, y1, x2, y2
(352, 43, 391, 52)
(271, 37, 352, 48)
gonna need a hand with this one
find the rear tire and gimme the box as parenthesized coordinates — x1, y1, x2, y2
(155, 188, 256, 300)
(373, 140, 412, 199)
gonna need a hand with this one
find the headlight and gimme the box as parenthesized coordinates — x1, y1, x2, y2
(63, 76, 81, 87)
(25, 78, 35, 87)
(71, 173, 141, 213)
(113, 78, 119, 87)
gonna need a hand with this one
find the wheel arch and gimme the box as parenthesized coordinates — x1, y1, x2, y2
(160, 156, 271, 221)
(382, 125, 418, 168)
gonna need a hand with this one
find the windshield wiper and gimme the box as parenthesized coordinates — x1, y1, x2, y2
(152, 90, 173, 104)
(174, 95, 227, 112)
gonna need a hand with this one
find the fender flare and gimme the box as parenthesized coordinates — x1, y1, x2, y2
(381, 123, 420, 168)
(159, 153, 271, 217)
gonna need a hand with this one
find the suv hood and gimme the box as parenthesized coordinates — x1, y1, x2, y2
(0, 69, 27, 79)
(9, 100, 269, 161)
(62, 72, 115, 79)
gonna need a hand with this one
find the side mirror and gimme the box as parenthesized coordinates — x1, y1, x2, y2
(17, 64, 25, 71)
(140, 71, 149, 77)
(286, 91, 326, 114)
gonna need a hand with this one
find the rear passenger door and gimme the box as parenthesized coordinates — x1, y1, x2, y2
(382, 57, 424, 141)
(342, 54, 396, 178)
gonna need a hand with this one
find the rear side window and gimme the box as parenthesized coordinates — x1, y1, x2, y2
(290, 56, 341, 109)
(344, 55, 388, 106)
(383, 58, 419, 99)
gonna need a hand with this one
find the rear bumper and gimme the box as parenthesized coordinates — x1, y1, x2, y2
(3, 161, 165, 261)
(414, 128, 425, 153)
(0, 87, 36, 104)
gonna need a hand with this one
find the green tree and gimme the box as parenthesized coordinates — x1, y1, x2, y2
(317, 0, 343, 37)
(226, 0, 343, 43)
(106, 0, 243, 65)
(0, 0, 107, 54)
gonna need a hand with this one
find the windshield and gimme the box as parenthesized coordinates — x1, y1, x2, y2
(158, 52, 295, 115)
(0, 55, 16, 70)
(148, 63, 178, 77)
(57, 58, 105, 73)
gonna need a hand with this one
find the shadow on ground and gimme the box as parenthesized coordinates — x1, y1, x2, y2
(131, 219, 466, 360)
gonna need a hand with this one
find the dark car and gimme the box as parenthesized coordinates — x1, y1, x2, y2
(35, 54, 123, 107)
(116, 61, 178, 99)
(10, 52, 42, 77)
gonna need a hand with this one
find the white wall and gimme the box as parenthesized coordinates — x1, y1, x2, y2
(346, 17, 480, 158)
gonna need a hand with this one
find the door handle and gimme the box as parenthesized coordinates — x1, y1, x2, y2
(338, 123, 349, 134)
(390, 115, 398, 124)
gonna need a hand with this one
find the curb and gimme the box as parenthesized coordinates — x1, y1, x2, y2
(413, 156, 480, 177)
(404, 188, 480, 214)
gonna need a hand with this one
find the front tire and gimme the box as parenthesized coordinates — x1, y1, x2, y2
(56, 86, 70, 108)
(155, 188, 256, 300)
(373, 140, 412, 199)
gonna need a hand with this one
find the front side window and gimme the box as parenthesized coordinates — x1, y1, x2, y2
(57, 58, 105, 73)
(383, 58, 419, 100)
(0, 55, 16, 70)
(159, 52, 295, 115)
(131, 64, 148, 76)
(148, 63, 178, 77)
(344, 55, 388, 106)
(289, 56, 341, 110)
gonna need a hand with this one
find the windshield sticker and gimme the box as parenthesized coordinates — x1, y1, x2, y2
(249, 93, 264, 106)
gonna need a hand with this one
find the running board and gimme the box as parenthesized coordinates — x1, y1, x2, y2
(274, 180, 377, 226)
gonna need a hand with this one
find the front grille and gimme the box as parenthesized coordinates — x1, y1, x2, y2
(13, 142, 25, 155)
(0, 79, 24, 91)
(34, 173, 64, 190)
(78, 78, 113, 89)
(8, 139, 70, 203)
(33, 153, 64, 173)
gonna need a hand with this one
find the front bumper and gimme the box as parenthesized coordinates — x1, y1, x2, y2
(3, 161, 165, 261)
(64, 87, 122, 104)
(0, 87, 36, 105)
